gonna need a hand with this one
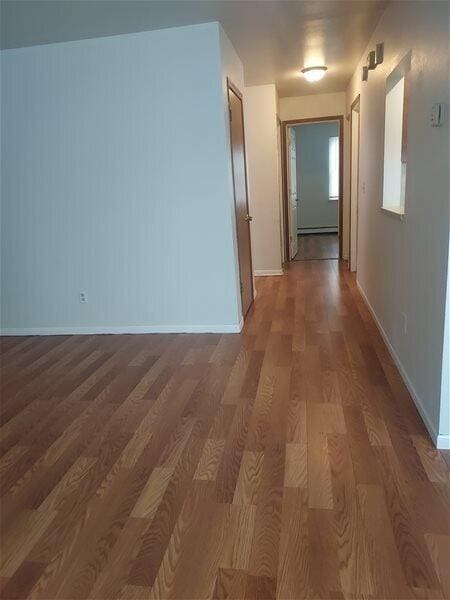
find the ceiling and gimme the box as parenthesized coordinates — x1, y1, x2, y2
(0, 0, 387, 97)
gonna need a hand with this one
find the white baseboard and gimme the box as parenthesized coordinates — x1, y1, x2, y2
(0, 322, 243, 336)
(253, 269, 284, 276)
(436, 434, 450, 450)
(356, 281, 444, 448)
(298, 227, 338, 234)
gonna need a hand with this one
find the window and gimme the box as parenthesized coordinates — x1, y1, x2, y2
(382, 52, 411, 215)
(329, 136, 339, 201)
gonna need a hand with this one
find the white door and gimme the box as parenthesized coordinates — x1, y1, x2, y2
(350, 103, 360, 272)
(287, 127, 298, 259)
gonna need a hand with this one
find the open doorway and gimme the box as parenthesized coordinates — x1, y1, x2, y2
(282, 116, 343, 262)
(349, 95, 360, 272)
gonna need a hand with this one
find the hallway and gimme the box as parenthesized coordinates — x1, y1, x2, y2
(1, 261, 449, 599)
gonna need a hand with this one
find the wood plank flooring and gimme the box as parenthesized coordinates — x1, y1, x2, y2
(294, 234, 339, 261)
(1, 261, 449, 600)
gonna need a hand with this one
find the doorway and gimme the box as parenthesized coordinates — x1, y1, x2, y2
(282, 116, 344, 262)
(227, 79, 254, 317)
(349, 95, 360, 272)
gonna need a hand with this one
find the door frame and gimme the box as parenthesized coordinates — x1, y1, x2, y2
(227, 78, 254, 316)
(281, 115, 344, 262)
(349, 95, 361, 272)
(286, 126, 299, 260)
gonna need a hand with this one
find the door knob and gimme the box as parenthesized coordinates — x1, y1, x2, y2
(245, 215, 253, 222)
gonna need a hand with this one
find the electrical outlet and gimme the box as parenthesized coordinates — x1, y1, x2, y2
(401, 312, 407, 335)
(79, 291, 88, 304)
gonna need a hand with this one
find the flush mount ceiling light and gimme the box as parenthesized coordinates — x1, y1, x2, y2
(301, 66, 327, 82)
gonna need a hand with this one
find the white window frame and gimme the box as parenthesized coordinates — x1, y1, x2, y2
(382, 52, 411, 217)
(328, 136, 339, 201)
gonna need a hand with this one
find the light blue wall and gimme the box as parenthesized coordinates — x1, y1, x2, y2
(346, 1, 449, 446)
(295, 121, 339, 230)
(1, 23, 242, 333)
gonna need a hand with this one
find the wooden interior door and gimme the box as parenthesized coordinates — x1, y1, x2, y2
(228, 82, 254, 317)
(287, 127, 298, 259)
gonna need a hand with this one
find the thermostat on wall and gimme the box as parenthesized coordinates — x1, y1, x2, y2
(430, 102, 447, 127)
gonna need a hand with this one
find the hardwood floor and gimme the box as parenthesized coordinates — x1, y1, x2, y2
(1, 261, 449, 600)
(295, 233, 339, 261)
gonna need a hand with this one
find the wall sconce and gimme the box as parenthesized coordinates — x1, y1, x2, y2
(362, 43, 384, 81)
(375, 43, 384, 65)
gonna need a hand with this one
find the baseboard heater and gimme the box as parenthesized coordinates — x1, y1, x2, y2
(298, 226, 338, 234)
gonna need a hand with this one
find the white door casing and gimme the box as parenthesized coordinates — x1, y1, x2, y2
(350, 104, 360, 272)
(287, 127, 298, 260)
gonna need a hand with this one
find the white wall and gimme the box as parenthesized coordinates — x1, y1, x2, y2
(1, 22, 244, 334)
(279, 92, 350, 259)
(346, 0, 450, 446)
(275, 90, 284, 268)
(279, 92, 347, 122)
(243, 84, 283, 275)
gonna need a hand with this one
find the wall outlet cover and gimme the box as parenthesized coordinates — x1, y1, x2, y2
(431, 102, 447, 127)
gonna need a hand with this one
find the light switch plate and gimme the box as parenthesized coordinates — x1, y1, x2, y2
(431, 102, 447, 127)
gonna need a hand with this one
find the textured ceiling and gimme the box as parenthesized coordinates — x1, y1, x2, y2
(1, 0, 387, 96)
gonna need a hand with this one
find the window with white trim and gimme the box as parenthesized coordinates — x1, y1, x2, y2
(328, 136, 339, 201)
(382, 52, 411, 215)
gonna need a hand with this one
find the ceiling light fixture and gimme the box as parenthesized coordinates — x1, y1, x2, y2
(301, 66, 327, 82)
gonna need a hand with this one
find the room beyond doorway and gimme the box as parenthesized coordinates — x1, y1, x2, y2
(294, 232, 339, 261)
(282, 116, 343, 262)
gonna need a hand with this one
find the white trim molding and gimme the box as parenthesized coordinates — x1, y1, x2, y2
(356, 281, 444, 448)
(253, 269, 284, 276)
(436, 434, 450, 450)
(0, 322, 244, 336)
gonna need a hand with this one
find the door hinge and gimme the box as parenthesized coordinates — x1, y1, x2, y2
(240, 281, 243, 292)
(229, 107, 232, 122)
